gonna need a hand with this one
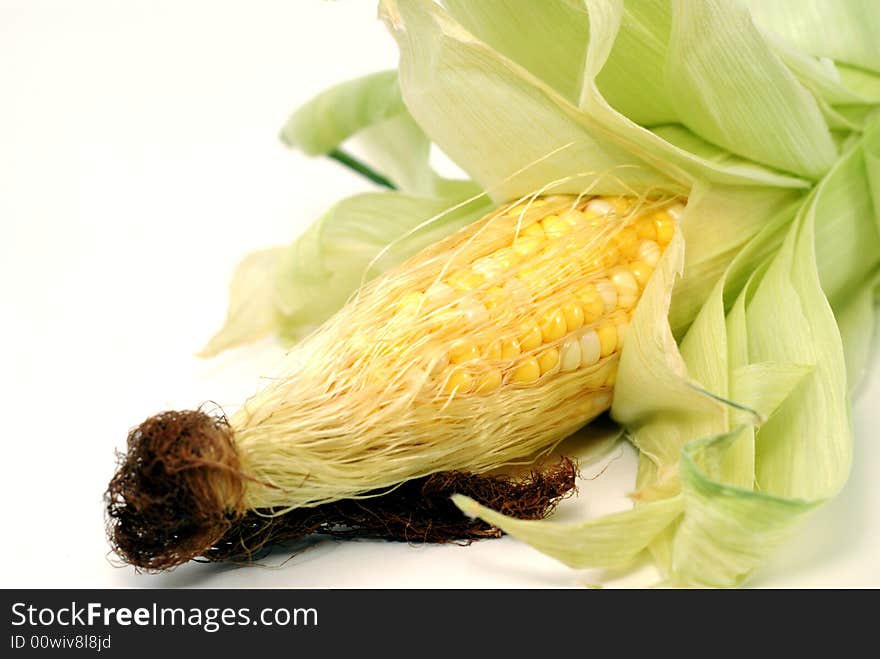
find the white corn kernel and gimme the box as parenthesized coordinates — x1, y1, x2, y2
(637, 240, 661, 267)
(586, 199, 614, 216)
(457, 297, 489, 325)
(560, 338, 581, 371)
(579, 330, 601, 366)
(611, 267, 639, 309)
(595, 279, 618, 312)
(472, 255, 504, 278)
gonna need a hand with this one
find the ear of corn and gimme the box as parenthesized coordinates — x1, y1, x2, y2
(230, 194, 683, 511)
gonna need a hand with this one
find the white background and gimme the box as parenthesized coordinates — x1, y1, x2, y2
(1, 0, 878, 588)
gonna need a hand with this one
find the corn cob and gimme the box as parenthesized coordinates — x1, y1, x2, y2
(107, 193, 683, 569)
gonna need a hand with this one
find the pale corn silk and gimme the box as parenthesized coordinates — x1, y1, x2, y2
(223, 177, 684, 513)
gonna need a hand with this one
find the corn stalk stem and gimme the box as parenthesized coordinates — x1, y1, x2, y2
(328, 148, 397, 189)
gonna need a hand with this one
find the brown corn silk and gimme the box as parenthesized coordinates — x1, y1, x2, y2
(107, 193, 681, 569)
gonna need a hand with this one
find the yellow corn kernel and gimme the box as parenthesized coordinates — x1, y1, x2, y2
(491, 247, 521, 271)
(616, 321, 630, 350)
(516, 266, 543, 291)
(613, 226, 639, 259)
(654, 212, 676, 244)
(563, 210, 587, 227)
(448, 270, 485, 291)
(561, 299, 584, 332)
(471, 256, 503, 278)
(582, 365, 607, 389)
(512, 236, 544, 257)
(540, 308, 567, 343)
(589, 245, 620, 271)
(500, 337, 521, 359)
(570, 397, 594, 418)
(577, 285, 605, 323)
(635, 216, 657, 241)
(426, 282, 455, 304)
(397, 291, 425, 315)
(568, 225, 603, 251)
(428, 346, 450, 374)
(475, 368, 503, 394)
(443, 368, 474, 394)
(560, 337, 581, 371)
(450, 339, 480, 364)
(518, 321, 543, 351)
(630, 260, 654, 287)
(503, 278, 532, 309)
(561, 234, 586, 255)
(511, 356, 541, 383)
(610, 196, 632, 213)
(541, 214, 571, 238)
(507, 199, 545, 217)
(571, 389, 613, 419)
(637, 240, 661, 267)
(483, 286, 506, 311)
(484, 341, 502, 361)
(521, 222, 546, 239)
(597, 324, 617, 357)
(579, 330, 601, 366)
(538, 348, 559, 374)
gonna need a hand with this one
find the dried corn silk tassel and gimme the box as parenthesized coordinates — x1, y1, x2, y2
(107, 193, 684, 570)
